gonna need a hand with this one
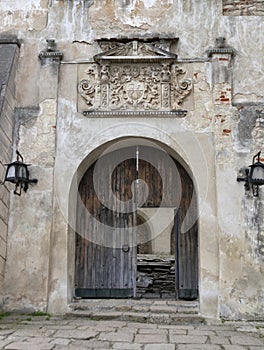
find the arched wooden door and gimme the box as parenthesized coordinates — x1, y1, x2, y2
(75, 145, 198, 299)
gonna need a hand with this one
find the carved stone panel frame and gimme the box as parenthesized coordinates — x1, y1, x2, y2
(77, 39, 192, 117)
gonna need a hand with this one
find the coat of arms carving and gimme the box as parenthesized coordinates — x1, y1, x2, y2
(78, 39, 192, 117)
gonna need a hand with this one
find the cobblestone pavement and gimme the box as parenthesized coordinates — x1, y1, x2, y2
(0, 314, 263, 350)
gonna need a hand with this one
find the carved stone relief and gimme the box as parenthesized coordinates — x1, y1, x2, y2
(77, 40, 192, 117)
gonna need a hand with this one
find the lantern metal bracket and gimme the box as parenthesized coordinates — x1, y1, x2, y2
(1, 150, 38, 196)
(237, 151, 264, 197)
(237, 167, 250, 191)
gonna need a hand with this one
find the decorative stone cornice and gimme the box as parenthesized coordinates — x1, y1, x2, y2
(82, 110, 187, 118)
(94, 40, 177, 63)
(96, 36, 178, 53)
(207, 37, 236, 57)
(207, 47, 236, 57)
(39, 39, 63, 62)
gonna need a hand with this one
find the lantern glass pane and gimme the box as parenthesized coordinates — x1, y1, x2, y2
(5, 165, 17, 183)
(17, 165, 28, 180)
(251, 166, 264, 184)
(6, 165, 16, 180)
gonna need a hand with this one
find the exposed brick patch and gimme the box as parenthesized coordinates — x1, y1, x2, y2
(214, 84, 232, 105)
(223, 0, 264, 16)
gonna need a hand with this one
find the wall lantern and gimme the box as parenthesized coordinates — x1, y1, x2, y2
(2, 151, 38, 196)
(237, 151, 264, 197)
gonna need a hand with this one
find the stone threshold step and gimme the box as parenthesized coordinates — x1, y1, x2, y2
(69, 306, 199, 314)
(67, 310, 205, 325)
(69, 301, 199, 315)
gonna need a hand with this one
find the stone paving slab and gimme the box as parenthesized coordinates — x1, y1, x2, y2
(177, 346, 221, 350)
(0, 315, 263, 349)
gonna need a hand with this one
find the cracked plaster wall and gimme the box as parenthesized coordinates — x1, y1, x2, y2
(0, 0, 263, 319)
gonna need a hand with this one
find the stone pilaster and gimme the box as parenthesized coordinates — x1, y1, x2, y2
(3, 39, 63, 312)
(207, 37, 236, 164)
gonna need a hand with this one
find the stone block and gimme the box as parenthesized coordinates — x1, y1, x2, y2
(71, 340, 111, 348)
(138, 328, 168, 335)
(177, 345, 221, 350)
(1, 95, 15, 126)
(134, 333, 168, 343)
(0, 237, 6, 259)
(150, 305, 177, 313)
(223, 1, 264, 16)
(0, 187, 10, 214)
(112, 343, 142, 349)
(123, 312, 149, 323)
(209, 336, 231, 344)
(115, 305, 132, 312)
(54, 329, 98, 340)
(169, 335, 208, 344)
(144, 345, 175, 350)
(0, 256, 5, 277)
(92, 311, 122, 320)
(229, 335, 263, 346)
(50, 338, 71, 346)
(12, 329, 54, 338)
(0, 163, 6, 180)
(0, 200, 8, 223)
(223, 346, 249, 350)
(0, 145, 11, 165)
(5, 342, 54, 350)
(132, 306, 150, 312)
(0, 340, 14, 349)
(1, 85, 16, 112)
(168, 329, 188, 335)
(190, 330, 216, 336)
(126, 322, 158, 329)
(98, 331, 134, 342)
(0, 131, 12, 160)
(0, 112, 13, 142)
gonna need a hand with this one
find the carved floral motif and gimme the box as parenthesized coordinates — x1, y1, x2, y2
(171, 66, 192, 109)
(78, 65, 98, 108)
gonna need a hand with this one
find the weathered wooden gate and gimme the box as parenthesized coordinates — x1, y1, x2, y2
(174, 193, 198, 300)
(75, 145, 198, 299)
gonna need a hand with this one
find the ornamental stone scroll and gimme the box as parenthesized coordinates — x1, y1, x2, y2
(77, 40, 192, 117)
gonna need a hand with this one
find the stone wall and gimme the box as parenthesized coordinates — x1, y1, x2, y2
(136, 255, 175, 299)
(0, 1, 263, 320)
(223, 0, 264, 15)
(0, 37, 20, 301)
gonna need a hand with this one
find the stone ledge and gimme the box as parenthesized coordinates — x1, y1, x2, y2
(82, 110, 188, 118)
(207, 48, 236, 57)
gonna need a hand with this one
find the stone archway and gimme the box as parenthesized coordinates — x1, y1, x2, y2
(48, 128, 219, 319)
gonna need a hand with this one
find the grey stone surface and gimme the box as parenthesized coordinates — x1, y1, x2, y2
(177, 346, 221, 350)
(0, 315, 263, 349)
(145, 345, 175, 350)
